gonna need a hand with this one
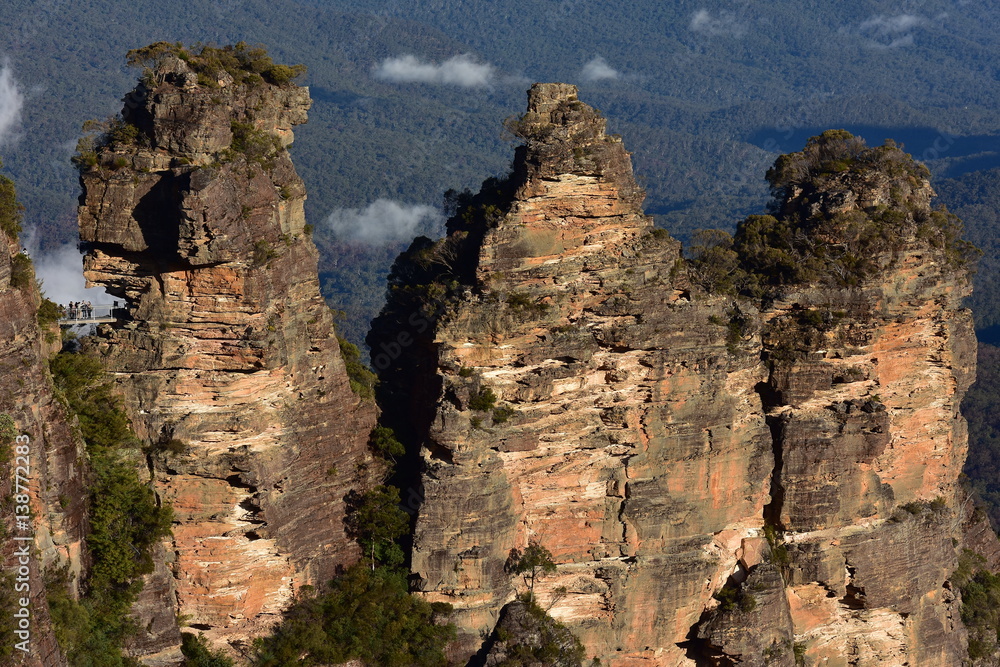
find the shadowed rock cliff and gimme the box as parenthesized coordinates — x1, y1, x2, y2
(371, 88, 981, 665)
(0, 181, 87, 667)
(77, 48, 376, 661)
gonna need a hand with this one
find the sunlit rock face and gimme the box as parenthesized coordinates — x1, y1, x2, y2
(371, 87, 977, 665)
(78, 54, 375, 660)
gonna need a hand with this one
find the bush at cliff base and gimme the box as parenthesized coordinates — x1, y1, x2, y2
(251, 564, 455, 667)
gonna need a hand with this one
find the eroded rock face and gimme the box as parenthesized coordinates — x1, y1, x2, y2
(371, 87, 979, 665)
(78, 56, 375, 659)
(372, 83, 773, 664)
(0, 232, 88, 666)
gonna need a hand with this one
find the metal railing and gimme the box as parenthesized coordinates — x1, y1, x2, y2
(58, 303, 127, 326)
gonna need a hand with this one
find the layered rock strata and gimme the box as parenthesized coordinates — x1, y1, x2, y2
(372, 83, 773, 664)
(370, 87, 978, 665)
(78, 54, 376, 658)
(0, 217, 88, 666)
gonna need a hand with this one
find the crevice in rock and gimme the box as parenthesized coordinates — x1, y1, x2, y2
(762, 408, 785, 530)
(840, 563, 866, 609)
(225, 474, 257, 492)
(678, 607, 737, 666)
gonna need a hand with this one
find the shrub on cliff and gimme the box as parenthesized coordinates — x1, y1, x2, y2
(339, 336, 377, 399)
(181, 633, 234, 667)
(9, 252, 32, 289)
(225, 121, 283, 169)
(952, 549, 1000, 659)
(251, 564, 455, 667)
(480, 597, 586, 667)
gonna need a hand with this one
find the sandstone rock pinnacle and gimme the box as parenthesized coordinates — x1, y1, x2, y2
(77, 45, 376, 661)
(371, 91, 980, 664)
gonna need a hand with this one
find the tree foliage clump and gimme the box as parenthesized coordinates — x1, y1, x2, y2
(485, 597, 586, 667)
(9, 253, 32, 289)
(339, 336, 377, 399)
(127, 41, 306, 88)
(180, 633, 234, 667)
(952, 549, 1000, 660)
(0, 164, 23, 239)
(726, 130, 977, 295)
(71, 116, 144, 172)
(225, 121, 284, 169)
(251, 565, 455, 667)
(505, 542, 557, 601)
(344, 485, 409, 570)
(47, 351, 173, 666)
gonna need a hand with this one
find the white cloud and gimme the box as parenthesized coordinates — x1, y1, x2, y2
(859, 14, 928, 35)
(857, 14, 930, 48)
(581, 57, 619, 82)
(324, 199, 443, 244)
(32, 244, 110, 306)
(689, 9, 745, 37)
(374, 54, 494, 87)
(0, 64, 24, 145)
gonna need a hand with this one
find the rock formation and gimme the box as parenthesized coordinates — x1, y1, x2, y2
(370, 86, 980, 665)
(77, 49, 376, 660)
(0, 189, 88, 666)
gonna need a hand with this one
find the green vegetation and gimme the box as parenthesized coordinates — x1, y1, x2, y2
(732, 132, 977, 294)
(469, 386, 498, 412)
(72, 116, 143, 172)
(686, 229, 742, 294)
(339, 336, 377, 399)
(47, 351, 173, 666)
(9, 253, 32, 289)
(0, 413, 16, 445)
(181, 633, 234, 667)
(251, 240, 278, 267)
(952, 549, 1000, 659)
(763, 523, 790, 570)
(713, 581, 757, 614)
(38, 297, 64, 329)
(127, 42, 306, 88)
(492, 404, 515, 424)
(344, 485, 409, 570)
(251, 564, 454, 667)
(505, 542, 557, 601)
(0, 164, 22, 239)
(489, 596, 586, 667)
(369, 425, 404, 461)
(225, 121, 284, 169)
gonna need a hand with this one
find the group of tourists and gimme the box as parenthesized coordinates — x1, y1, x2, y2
(65, 301, 94, 319)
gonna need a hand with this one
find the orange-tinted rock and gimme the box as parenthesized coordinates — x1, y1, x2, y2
(372, 89, 978, 665)
(78, 55, 376, 659)
(0, 227, 88, 666)
(372, 83, 773, 664)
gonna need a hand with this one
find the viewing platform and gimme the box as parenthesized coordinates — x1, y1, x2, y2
(59, 303, 127, 327)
